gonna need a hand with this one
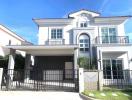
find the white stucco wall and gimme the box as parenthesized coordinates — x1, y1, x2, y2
(117, 23, 125, 36)
(38, 17, 127, 46)
(38, 27, 49, 45)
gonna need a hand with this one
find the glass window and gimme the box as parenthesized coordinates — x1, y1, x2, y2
(101, 27, 117, 43)
(80, 22, 87, 27)
(103, 60, 111, 79)
(85, 44, 89, 47)
(84, 23, 87, 27)
(80, 48, 84, 51)
(80, 39, 83, 43)
(84, 39, 88, 43)
(79, 34, 90, 52)
(80, 23, 84, 27)
(51, 29, 63, 39)
(85, 48, 89, 51)
(80, 44, 83, 47)
(103, 59, 123, 79)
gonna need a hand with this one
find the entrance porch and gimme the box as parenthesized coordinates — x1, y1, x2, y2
(96, 46, 132, 89)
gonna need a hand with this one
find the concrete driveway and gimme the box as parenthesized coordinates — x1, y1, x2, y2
(0, 91, 83, 100)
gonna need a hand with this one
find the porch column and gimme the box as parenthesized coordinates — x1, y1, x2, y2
(24, 54, 31, 82)
(97, 48, 102, 70)
(8, 49, 16, 80)
(74, 48, 78, 70)
(0, 68, 3, 90)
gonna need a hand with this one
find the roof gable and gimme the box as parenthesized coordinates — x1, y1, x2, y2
(68, 9, 100, 18)
(0, 24, 26, 42)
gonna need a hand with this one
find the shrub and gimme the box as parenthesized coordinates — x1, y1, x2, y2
(77, 57, 90, 69)
(77, 57, 97, 69)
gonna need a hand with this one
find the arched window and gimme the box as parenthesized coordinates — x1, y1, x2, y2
(79, 34, 90, 52)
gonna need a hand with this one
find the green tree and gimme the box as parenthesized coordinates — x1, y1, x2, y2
(0, 55, 9, 69)
(0, 54, 25, 69)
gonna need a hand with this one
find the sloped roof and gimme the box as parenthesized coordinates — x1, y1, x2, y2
(0, 24, 30, 43)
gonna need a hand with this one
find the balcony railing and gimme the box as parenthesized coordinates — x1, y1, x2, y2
(46, 39, 65, 45)
(95, 36, 129, 44)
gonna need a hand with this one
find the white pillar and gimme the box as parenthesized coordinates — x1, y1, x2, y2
(8, 49, 16, 80)
(98, 70, 103, 91)
(74, 48, 78, 70)
(74, 48, 78, 80)
(97, 48, 102, 70)
(0, 68, 3, 89)
(24, 54, 31, 82)
(79, 68, 84, 93)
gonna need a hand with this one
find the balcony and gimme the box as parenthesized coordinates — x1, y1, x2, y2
(95, 36, 129, 44)
(46, 39, 65, 45)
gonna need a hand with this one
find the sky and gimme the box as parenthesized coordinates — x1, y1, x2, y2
(0, 0, 132, 44)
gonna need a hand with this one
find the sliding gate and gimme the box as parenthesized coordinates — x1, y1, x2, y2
(1, 69, 79, 92)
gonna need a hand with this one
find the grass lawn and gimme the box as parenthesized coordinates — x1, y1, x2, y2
(82, 90, 132, 100)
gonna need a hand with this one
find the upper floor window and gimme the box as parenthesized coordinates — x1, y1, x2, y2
(101, 27, 117, 43)
(79, 34, 90, 52)
(51, 29, 63, 39)
(80, 22, 87, 27)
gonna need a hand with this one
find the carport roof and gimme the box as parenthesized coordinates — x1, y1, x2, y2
(6, 45, 78, 55)
(6, 45, 78, 50)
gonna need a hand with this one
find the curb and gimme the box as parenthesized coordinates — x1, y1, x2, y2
(79, 93, 99, 100)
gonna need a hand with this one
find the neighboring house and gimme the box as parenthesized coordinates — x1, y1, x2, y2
(0, 24, 29, 56)
(5, 9, 132, 91)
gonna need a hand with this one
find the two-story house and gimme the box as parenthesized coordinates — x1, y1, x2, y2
(6, 10, 132, 90)
(33, 9, 132, 76)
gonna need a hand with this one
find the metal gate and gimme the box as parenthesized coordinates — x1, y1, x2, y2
(1, 69, 79, 92)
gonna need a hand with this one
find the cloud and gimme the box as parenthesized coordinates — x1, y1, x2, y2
(99, 0, 132, 16)
(99, 0, 110, 13)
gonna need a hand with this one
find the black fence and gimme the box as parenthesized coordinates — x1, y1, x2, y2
(103, 70, 132, 90)
(1, 69, 79, 92)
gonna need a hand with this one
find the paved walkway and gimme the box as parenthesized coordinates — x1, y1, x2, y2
(0, 91, 83, 100)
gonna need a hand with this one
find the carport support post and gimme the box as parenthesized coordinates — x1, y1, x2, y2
(24, 54, 31, 82)
(0, 68, 3, 90)
(7, 49, 16, 89)
(74, 48, 78, 79)
(74, 48, 78, 70)
(97, 49, 102, 70)
(8, 49, 16, 78)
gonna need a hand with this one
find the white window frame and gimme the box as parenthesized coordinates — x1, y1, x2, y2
(103, 58, 124, 79)
(100, 26, 118, 43)
(80, 22, 88, 27)
(79, 35, 90, 52)
(51, 28, 63, 39)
